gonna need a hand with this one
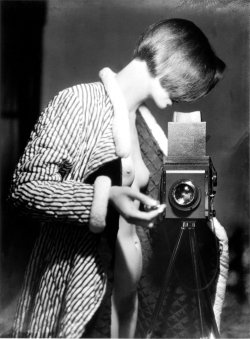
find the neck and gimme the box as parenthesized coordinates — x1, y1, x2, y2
(116, 59, 151, 113)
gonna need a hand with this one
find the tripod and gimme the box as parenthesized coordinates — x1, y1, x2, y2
(146, 220, 220, 339)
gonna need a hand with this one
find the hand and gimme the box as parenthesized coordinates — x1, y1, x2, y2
(109, 186, 166, 228)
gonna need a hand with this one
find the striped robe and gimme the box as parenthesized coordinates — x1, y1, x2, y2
(10, 69, 125, 338)
(10, 68, 228, 338)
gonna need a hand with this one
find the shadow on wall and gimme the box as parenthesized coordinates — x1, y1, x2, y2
(216, 131, 250, 235)
(0, 0, 47, 335)
(220, 132, 250, 338)
(228, 226, 249, 303)
(220, 224, 250, 338)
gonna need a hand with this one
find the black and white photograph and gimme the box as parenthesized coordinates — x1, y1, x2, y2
(0, 0, 249, 338)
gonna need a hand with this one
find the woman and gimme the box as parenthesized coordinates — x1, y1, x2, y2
(10, 18, 226, 338)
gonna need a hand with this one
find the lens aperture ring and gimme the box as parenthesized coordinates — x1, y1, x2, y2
(169, 179, 201, 212)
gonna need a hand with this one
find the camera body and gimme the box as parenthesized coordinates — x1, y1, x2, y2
(160, 114, 217, 220)
(161, 156, 216, 220)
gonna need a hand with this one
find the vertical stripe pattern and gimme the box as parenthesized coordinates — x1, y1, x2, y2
(11, 82, 118, 337)
(10, 83, 117, 225)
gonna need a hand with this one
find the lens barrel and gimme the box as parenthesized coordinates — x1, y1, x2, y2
(169, 179, 201, 212)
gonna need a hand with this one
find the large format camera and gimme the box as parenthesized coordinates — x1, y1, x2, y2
(161, 111, 217, 220)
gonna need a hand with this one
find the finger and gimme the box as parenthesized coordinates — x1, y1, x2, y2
(144, 202, 160, 211)
(128, 190, 159, 207)
(131, 204, 166, 222)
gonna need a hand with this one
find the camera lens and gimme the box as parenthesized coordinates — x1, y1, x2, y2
(169, 180, 200, 212)
(174, 182, 195, 205)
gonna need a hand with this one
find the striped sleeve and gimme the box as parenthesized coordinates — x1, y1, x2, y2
(10, 87, 98, 225)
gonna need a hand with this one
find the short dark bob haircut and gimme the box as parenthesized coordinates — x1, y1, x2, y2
(133, 18, 226, 103)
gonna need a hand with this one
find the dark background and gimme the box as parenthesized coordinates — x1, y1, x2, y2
(0, 0, 249, 337)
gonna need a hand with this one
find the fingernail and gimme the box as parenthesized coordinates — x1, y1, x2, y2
(145, 204, 160, 211)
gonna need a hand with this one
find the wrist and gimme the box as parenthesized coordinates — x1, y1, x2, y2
(108, 185, 117, 201)
(89, 176, 112, 233)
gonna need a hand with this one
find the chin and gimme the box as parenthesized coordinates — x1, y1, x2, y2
(157, 102, 168, 109)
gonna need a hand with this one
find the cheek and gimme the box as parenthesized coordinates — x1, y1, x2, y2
(152, 96, 166, 109)
(156, 99, 168, 109)
(156, 91, 170, 108)
(151, 79, 171, 108)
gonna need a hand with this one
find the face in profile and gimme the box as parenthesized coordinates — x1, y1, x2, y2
(150, 77, 172, 109)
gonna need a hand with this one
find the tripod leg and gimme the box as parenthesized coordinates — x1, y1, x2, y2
(146, 224, 185, 338)
(189, 227, 206, 338)
(190, 227, 220, 339)
(196, 241, 220, 338)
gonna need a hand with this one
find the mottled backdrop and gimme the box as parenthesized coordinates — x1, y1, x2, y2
(0, 0, 249, 337)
